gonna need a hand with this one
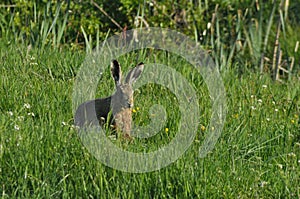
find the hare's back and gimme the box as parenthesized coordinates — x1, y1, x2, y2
(74, 97, 111, 127)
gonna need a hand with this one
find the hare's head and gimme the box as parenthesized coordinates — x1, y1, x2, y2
(110, 60, 144, 135)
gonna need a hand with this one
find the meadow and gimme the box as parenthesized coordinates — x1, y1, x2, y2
(0, 0, 300, 198)
(0, 42, 299, 198)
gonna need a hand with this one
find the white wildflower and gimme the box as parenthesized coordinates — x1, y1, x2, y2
(24, 103, 31, 109)
(27, 112, 35, 117)
(17, 116, 24, 121)
(259, 181, 268, 187)
(29, 62, 38, 66)
(207, 22, 212, 29)
(258, 99, 262, 104)
(288, 152, 296, 158)
(262, 85, 267, 88)
(70, 125, 77, 130)
(14, 125, 20, 131)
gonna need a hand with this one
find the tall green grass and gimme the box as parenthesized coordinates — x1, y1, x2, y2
(0, 43, 299, 198)
(1, 0, 299, 76)
(0, 0, 299, 198)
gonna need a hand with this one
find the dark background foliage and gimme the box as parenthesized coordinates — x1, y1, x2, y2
(0, 0, 299, 74)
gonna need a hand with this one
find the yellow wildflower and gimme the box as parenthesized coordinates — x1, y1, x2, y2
(201, 125, 206, 131)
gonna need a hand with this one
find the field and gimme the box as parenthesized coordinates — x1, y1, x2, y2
(0, 41, 299, 198)
(0, 0, 300, 197)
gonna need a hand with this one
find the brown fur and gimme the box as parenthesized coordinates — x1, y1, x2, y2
(75, 60, 144, 139)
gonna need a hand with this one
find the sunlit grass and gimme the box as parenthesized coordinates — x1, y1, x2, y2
(0, 44, 299, 198)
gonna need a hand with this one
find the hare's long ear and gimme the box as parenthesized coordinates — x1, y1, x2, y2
(125, 62, 144, 85)
(111, 60, 122, 86)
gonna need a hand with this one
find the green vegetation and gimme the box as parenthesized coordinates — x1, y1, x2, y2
(1, 0, 299, 74)
(0, 0, 299, 198)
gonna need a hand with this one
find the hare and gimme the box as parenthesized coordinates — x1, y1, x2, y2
(74, 60, 144, 138)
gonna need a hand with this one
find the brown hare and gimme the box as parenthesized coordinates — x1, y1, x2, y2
(74, 60, 144, 138)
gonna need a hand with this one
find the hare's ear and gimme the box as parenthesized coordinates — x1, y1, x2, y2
(111, 60, 122, 86)
(125, 62, 144, 84)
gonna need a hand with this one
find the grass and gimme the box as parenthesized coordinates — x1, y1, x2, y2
(0, 42, 299, 198)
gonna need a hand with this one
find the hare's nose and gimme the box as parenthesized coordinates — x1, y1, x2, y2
(127, 102, 133, 108)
